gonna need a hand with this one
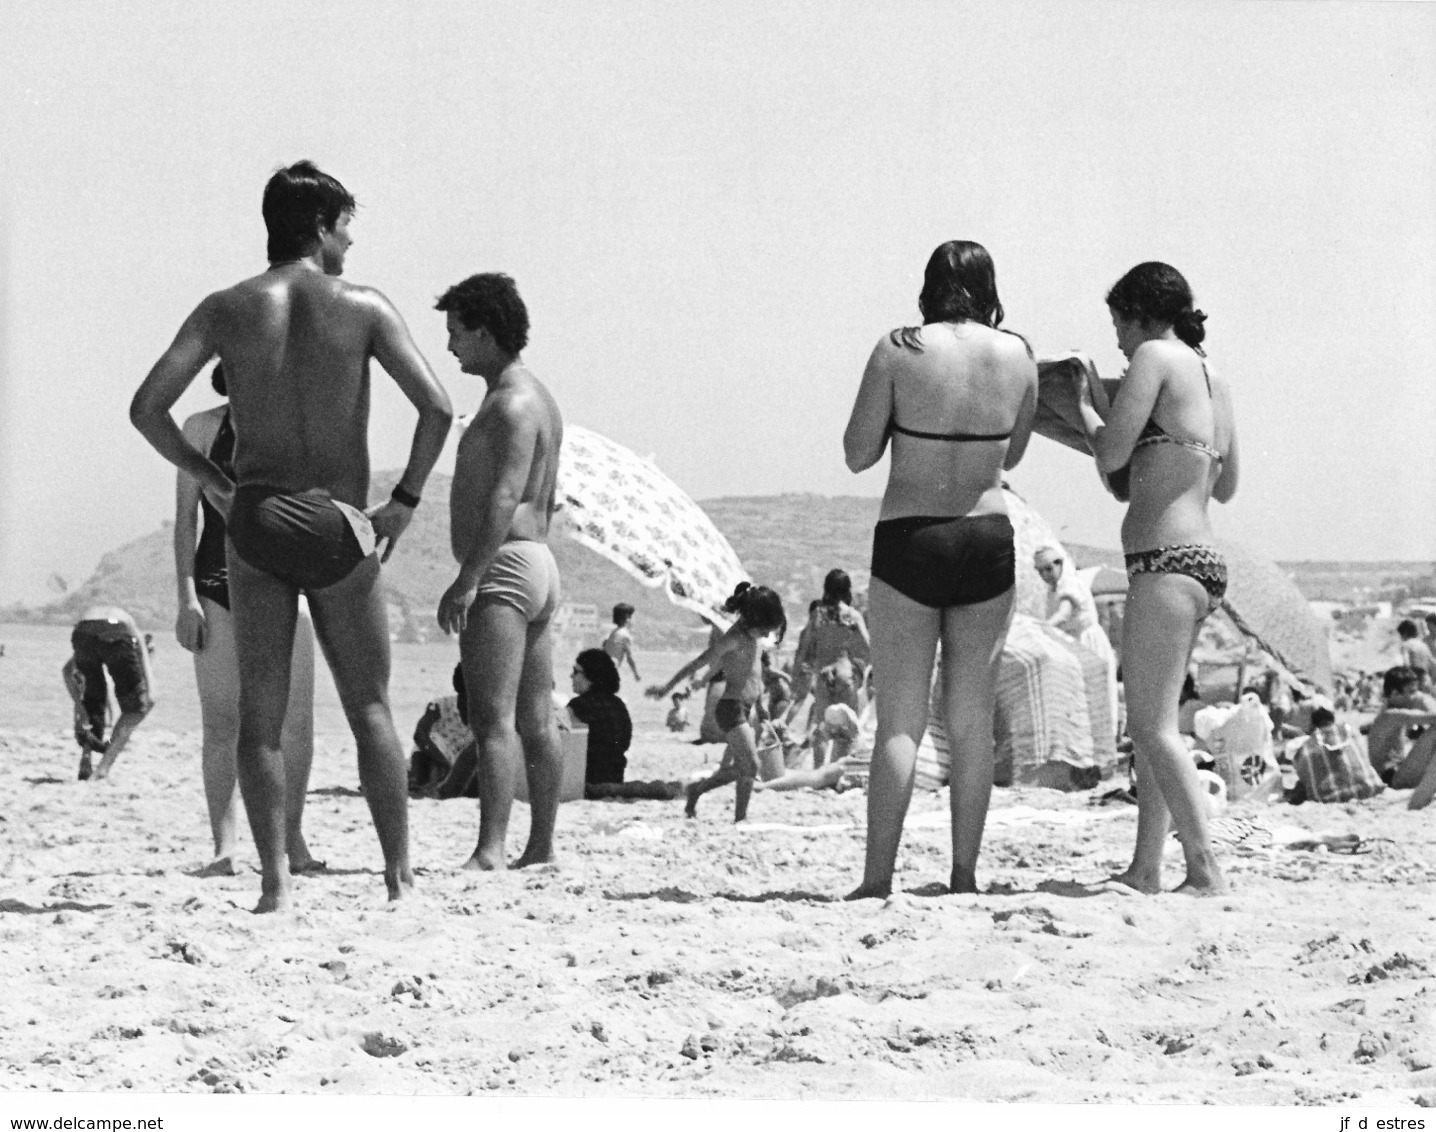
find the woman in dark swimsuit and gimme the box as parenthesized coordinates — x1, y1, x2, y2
(1076, 262, 1240, 895)
(843, 240, 1037, 898)
(174, 364, 318, 877)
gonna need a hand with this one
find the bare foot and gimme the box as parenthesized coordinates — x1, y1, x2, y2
(1105, 870, 1161, 895)
(948, 868, 979, 895)
(511, 848, 556, 869)
(684, 783, 700, 818)
(252, 878, 294, 914)
(1410, 780, 1436, 811)
(1172, 872, 1227, 897)
(844, 881, 891, 901)
(77, 754, 93, 781)
(197, 855, 237, 878)
(460, 849, 506, 872)
(385, 869, 416, 901)
(289, 857, 328, 876)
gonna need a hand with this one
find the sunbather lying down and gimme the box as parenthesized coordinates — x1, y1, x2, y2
(755, 704, 872, 794)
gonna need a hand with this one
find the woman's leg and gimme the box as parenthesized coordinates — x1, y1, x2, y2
(847, 578, 941, 899)
(193, 598, 241, 873)
(281, 603, 318, 871)
(940, 587, 1016, 894)
(1119, 573, 1225, 895)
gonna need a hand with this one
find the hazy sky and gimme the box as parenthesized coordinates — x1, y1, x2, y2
(2, 1, 1432, 604)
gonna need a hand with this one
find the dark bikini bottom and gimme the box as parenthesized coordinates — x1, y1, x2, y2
(1124, 543, 1228, 612)
(870, 513, 1015, 609)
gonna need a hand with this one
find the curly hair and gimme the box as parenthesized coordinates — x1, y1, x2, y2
(262, 161, 356, 263)
(435, 273, 530, 355)
(575, 648, 621, 695)
(1106, 261, 1207, 350)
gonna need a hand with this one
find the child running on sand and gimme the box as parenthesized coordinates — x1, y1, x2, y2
(647, 583, 786, 821)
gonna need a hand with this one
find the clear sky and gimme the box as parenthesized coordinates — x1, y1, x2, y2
(1, 1, 1432, 604)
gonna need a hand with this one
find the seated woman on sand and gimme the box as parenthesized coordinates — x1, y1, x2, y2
(1074, 261, 1239, 895)
(568, 649, 681, 801)
(1034, 542, 1118, 731)
(784, 569, 871, 766)
(842, 239, 1037, 898)
(756, 703, 873, 794)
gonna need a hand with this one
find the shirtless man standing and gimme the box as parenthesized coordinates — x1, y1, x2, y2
(434, 274, 565, 871)
(130, 162, 453, 911)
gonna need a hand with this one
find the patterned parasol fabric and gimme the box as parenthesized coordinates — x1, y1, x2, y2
(1214, 537, 1332, 693)
(556, 425, 750, 625)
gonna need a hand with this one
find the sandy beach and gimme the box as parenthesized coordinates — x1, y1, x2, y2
(1, 623, 1434, 1103)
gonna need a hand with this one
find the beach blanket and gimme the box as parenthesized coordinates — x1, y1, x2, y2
(993, 616, 1117, 788)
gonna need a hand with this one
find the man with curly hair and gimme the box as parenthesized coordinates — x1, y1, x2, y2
(436, 273, 566, 871)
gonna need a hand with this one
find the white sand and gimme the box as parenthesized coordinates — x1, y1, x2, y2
(2, 628, 1435, 1102)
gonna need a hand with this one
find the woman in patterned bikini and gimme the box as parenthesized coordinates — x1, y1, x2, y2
(1076, 262, 1240, 895)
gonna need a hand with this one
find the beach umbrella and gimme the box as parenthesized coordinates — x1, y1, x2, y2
(1214, 537, 1332, 693)
(556, 424, 750, 625)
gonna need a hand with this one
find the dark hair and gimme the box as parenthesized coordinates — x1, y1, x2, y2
(1383, 665, 1419, 699)
(1310, 706, 1337, 730)
(210, 363, 227, 397)
(1397, 619, 1418, 639)
(723, 582, 787, 645)
(1179, 673, 1199, 704)
(435, 273, 530, 355)
(822, 568, 852, 607)
(1106, 261, 1207, 350)
(452, 662, 468, 724)
(893, 240, 1019, 352)
(262, 161, 356, 263)
(575, 648, 621, 694)
(612, 602, 635, 626)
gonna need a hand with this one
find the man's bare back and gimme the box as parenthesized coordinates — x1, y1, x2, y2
(206, 263, 390, 505)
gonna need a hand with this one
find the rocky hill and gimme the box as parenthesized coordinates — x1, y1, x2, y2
(4, 475, 1122, 647)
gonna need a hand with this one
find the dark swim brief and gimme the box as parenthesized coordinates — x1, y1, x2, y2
(71, 619, 152, 734)
(870, 513, 1015, 609)
(227, 484, 376, 592)
(713, 698, 755, 734)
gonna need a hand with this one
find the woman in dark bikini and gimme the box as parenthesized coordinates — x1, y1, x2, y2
(843, 240, 1037, 898)
(174, 364, 318, 877)
(1076, 262, 1240, 895)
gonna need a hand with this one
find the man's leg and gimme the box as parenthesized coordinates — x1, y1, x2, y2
(228, 552, 301, 913)
(513, 619, 562, 867)
(305, 555, 412, 901)
(459, 600, 529, 870)
(93, 637, 154, 779)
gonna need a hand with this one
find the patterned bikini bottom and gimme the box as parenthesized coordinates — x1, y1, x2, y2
(1124, 543, 1228, 613)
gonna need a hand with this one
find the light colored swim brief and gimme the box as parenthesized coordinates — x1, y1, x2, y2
(473, 540, 561, 623)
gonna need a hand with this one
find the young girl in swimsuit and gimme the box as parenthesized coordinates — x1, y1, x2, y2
(647, 583, 787, 822)
(174, 363, 319, 877)
(1076, 261, 1240, 895)
(843, 240, 1038, 898)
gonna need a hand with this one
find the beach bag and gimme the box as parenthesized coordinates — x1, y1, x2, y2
(1195, 694, 1275, 800)
(1292, 727, 1384, 804)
